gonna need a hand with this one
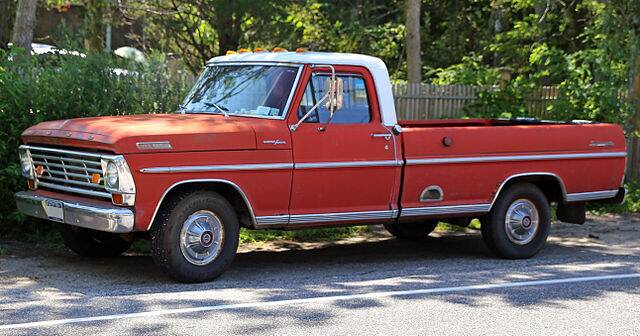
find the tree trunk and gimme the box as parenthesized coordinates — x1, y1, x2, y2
(11, 0, 37, 54)
(84, 0, 108, 53)
(0, 0, 17, 49)
(405, 0, 421, 84)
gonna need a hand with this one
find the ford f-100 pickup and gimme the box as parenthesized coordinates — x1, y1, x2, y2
(15, 50, 627, 282)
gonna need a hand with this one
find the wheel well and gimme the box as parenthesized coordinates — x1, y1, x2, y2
(495, 174, 565, 205)
(151, 181, 254, 230)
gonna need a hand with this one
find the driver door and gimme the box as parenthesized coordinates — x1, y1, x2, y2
(287, 66, 400, 224)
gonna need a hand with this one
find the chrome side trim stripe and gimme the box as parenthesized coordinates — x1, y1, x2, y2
(255, 210, 399, 227)
(289, 210, 398, 224)
(295, 160, 402, 169)
(566, 190, 619, 202)
(141, 160, 402, 173)
(255, 215, 290, 226)
(400, 204, 491, 217)
(140, 163, 293, 174)
(406, 152, 627, 165)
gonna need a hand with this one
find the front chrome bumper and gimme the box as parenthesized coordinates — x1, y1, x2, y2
(15, 191, 134, 233)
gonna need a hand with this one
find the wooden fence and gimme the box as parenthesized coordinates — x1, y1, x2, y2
(392, 83, 563, 120)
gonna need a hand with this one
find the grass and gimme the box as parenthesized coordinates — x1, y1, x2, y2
(0, 244, 10, 256)
(239, 226, 371, 244)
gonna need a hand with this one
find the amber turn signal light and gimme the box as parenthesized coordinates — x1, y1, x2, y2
(91, 173, 101, 184)
(27, 179, 36, 190)
(36, 165, 44, 176)
(112, 193, 124, 205)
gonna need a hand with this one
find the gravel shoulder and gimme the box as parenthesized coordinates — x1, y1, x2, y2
(0, 214, 639, 334)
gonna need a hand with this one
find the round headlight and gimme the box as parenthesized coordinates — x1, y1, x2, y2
(105, 162, 119, 189)
(21, 161, 32, 176)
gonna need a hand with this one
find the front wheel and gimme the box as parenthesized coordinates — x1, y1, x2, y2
(150, 190, 239, 283)
(481, 183, 551, 259)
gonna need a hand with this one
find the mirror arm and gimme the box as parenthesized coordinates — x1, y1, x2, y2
(290, 93, 330, 132)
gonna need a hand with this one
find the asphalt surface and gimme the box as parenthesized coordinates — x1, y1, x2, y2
(1, 215, 639, 335)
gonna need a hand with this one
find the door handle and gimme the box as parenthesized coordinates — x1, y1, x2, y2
(371, 133, 392, 140)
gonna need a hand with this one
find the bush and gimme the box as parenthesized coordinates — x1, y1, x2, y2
(0, 48, 192, 235)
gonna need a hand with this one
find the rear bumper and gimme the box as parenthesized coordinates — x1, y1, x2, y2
(15, 191, 134, 233)
(596, 187, 627, 205)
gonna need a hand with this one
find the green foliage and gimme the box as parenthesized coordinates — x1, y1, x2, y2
(430, 54, 501, 85)
(0, 49, 191, 234)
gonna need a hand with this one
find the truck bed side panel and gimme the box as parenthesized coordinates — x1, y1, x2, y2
(400, 123, 626, 211)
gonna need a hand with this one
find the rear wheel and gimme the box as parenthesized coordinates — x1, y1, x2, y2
(384, 220, 438, 241)
(481, 183, 550, 259)
(59, 226, 133, 257)
(150, 190, 239, 283)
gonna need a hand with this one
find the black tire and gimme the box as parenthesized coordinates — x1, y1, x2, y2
(481, 183, 550, 259)
(384, 220, 439, 241)
(150, 190, 239, 283)
(59, 226, 133, 257)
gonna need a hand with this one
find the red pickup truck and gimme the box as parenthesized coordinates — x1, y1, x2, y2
(15, 51, 626, 282)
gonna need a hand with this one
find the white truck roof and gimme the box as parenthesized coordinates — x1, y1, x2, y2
(207, 51, 398, 126)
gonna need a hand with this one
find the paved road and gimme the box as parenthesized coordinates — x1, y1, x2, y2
(1, 215, 639, 335)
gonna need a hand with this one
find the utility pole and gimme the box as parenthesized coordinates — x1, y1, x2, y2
(406, 0, 421, 84)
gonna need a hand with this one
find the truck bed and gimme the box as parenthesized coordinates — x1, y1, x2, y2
(397, 118, 626, 213)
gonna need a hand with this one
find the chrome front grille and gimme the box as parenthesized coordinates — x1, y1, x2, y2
(27, 146, 111, 199)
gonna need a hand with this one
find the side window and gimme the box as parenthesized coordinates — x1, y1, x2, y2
(297, 74, 371, 124)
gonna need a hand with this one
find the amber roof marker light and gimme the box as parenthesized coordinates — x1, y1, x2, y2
(226, 50, 237, 55)
(272, 47, 288, 52)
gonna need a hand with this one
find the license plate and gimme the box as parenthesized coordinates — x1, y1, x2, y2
(44, 200, 64, 223)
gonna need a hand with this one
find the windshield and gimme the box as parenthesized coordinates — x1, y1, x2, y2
(180, 64, 300, 118)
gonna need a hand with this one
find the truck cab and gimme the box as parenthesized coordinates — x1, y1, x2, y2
(15, 51, 626, 283)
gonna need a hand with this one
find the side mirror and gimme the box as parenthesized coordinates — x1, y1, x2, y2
(324, 76, 343, 118)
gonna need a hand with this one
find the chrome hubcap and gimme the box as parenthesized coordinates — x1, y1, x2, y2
(504, 199, 539, 245)
(180, 210, 224, 266)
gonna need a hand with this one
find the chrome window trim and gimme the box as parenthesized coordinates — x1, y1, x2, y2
(146, 179, 257, 231)
(186, 63, 303, 121)
(406, 152, 627, 165)
(295, 160, 402, 170)
(566, 190, 619, 202)
(400, 204, 491, 217)
(140, 163, 293, 174)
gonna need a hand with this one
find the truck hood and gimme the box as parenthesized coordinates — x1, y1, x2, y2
(21, 114, 257, 153)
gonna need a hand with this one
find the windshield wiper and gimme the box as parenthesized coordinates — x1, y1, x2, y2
(204, 102, 229, 118)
